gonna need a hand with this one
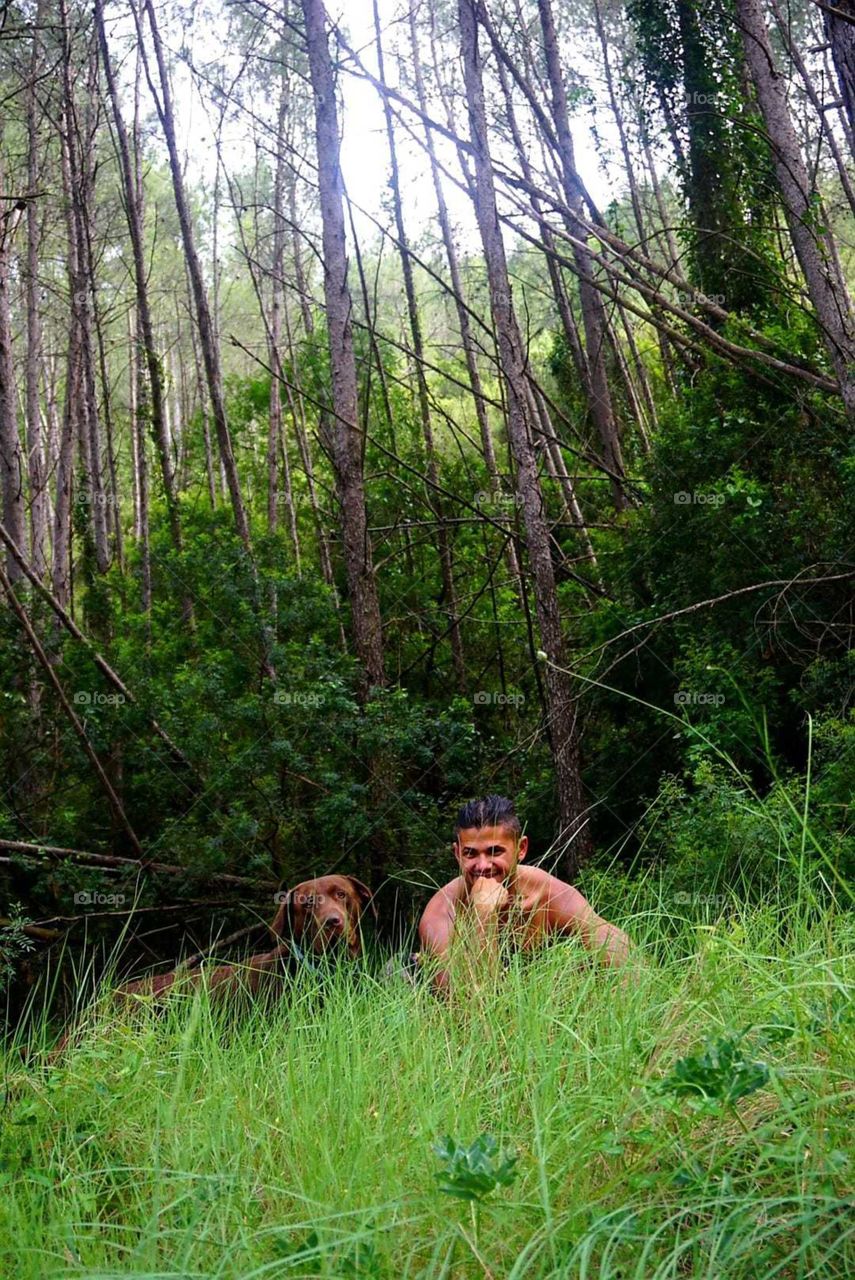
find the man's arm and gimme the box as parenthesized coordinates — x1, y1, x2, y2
(545, 877, 631, 968)
(417, 883, 461, 991)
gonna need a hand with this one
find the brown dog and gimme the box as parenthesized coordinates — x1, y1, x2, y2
(269, 874, 375, 958)
(52, 875, 374, 1052)
(119, 874, 374, 1001)
(115, 941, 292, 1003)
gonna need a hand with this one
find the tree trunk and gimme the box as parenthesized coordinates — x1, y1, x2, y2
(268, 65, 300, 565)
(301, 0, 385, 695)
(374, 0, 464, 690)
(52, 113, 81, 609)
(736, 0, 855, 418)
(770, 0, 855, 216)
(96, 0, 185, 568)
(536, 0, 628, 511)
(24, 4, 49, 581)
(459, 0, 592, 870)
(823, 0, 855, 147)
(409, 4, 523, 588)
(0, 144, 26, 585)
(137, 0, 254, 555)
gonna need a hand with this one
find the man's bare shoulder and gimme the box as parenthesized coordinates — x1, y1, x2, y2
(518, 865, 590, 917)
(420, 877, 465, 920)
(517, 864, 570, 896)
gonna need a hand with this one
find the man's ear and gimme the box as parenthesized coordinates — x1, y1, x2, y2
(344, 876, 378, 920)
(517, 835, 528, 861)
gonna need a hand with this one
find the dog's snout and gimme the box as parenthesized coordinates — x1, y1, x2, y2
(323, 915, 344, 932)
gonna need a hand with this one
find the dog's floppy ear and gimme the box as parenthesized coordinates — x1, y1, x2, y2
(344, 876, 378, 920)
(270, 888, 298, 941)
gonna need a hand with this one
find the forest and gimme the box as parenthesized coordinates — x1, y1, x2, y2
(0, 0, 853, 1273)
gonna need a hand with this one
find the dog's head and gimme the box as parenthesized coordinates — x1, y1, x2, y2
(270, 875, 375, 957)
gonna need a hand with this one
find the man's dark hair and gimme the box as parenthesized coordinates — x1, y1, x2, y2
(455, 795, 521, 839)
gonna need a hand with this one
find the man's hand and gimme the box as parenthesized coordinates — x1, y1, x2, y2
(469, 876, 509, 928)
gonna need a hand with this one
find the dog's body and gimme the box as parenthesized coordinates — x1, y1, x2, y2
(115, 941, 293, 1004)
(118, 874, 374, 1003)
(53, 875, 373, 1053)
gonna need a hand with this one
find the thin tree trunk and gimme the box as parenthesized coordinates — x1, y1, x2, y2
(24, 3, 49, 581)
(531, 385, 599, 578)
(137, 0, 253, 554)
(57, 1, 109, 578)
(288, 179, 314, 337)
(132, 307, 152, 616)
(100, 0, 186, 568)
(409, 4, 522, 587)
(281, 297, 337, 590)
(128, 309, 141, 539)
(737, 0, 855, 418)
(0, 145, 26, 585)
(536, 0, 628, 510)
(301, 0, 385, 695)
(52, 115, 80, 609)
(93, 290, 123, 567)
(374, 0, 464, 689)
(770, 0, 855, 216)
(263, 52, 299, 564)
(823, 0, 855, 147)
(459, 0, 592, 870)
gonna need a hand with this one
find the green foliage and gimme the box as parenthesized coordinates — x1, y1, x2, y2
(655, 1032, 771, 1106)
(3, 901, 852, 1277)
(0, 905, 34, 996)
(627, 0, 780, 313)
(432, 1133, 518, 1202)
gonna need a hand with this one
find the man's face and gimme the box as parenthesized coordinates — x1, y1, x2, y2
(453, 824, 528, 888)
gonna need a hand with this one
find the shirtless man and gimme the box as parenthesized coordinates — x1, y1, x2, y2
(417, 795, 631, 989)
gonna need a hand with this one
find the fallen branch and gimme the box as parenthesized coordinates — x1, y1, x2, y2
(0, 838, 278, 889)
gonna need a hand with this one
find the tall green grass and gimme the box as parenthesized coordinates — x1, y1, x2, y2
(3, 889, 852, 1279)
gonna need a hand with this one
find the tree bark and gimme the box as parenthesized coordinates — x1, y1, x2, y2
(736, 0, 855, 419)
(23, 3, 49, 581)
(374, 0, 465, 690)
(301, 0, 385, 695)
(823, 0, 855, 147)
(536, 0, 628, 511)
(409, 4, 523, 588)
(96, 0, 185, 568)
(0, 144, 26, 585)
(51, 112, 80, 609)
(459, 0, 592, 870)
(137, 0, 254, 555)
